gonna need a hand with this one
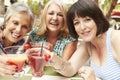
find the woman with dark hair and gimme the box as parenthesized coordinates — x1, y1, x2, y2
(26, 0, 120, 79)
(67, 0, 109, 39)
(10, 0, 17, 4)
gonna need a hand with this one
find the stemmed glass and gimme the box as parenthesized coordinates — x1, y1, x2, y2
(2, 46, 27, 79)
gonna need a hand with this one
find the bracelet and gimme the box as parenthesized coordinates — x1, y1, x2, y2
(48, 53, 66, 72)
(53, 59, 66, 72)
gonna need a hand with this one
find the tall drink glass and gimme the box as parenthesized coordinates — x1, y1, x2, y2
(28, 42, 52, 77)
(28, 52, 46, 77)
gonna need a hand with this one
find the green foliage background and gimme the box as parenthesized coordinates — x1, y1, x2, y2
(28, 0, 40, 16)
(99, 0, 112, 15)
(27, 0, 120, 16)
(115, 4, 120, 10)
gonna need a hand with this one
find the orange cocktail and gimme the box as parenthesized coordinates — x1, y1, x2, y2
(4, 54, 27, 72)
(3, 46, 27, 74)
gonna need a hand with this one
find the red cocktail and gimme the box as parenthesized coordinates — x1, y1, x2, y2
(28, 53, 46, 77)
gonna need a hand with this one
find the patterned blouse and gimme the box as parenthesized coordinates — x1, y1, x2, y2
(0, 39, 25, 48)
(0, 39, 25, 54)
(29, 27, 76, 57)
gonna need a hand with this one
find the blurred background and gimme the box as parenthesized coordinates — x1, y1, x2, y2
(0, 0, 120, 29)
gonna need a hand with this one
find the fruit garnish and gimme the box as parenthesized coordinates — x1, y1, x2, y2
(24, 44, 31, 50)
(44, 54, 51, 61)
(7, 61, 18, 72)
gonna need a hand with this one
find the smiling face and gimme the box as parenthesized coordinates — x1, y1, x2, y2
(4, 12, 31, 43)
(73, 16, 97, 42)
(46, 3, 64, 33)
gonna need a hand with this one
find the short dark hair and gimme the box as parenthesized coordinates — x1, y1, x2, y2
(67, 0, 109, 39)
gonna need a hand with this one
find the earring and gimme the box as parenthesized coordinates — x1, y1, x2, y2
(2, 35, 5, 40)
(0, 25, 5, 31)
(0, 25, 5, 40)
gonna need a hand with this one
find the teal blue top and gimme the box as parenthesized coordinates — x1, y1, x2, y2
(29, 27, 76, 57)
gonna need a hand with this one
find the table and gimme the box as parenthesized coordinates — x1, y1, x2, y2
(27, 66, 83, 80)
(0, 66, 83, 80)
(31, 75, 82, 80)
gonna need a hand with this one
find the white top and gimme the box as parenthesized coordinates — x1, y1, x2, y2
(90, 29, 120, 80)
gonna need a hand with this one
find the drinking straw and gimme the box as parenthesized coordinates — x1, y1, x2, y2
(40, 42, 44, 56)
(0, 45, 7, 54)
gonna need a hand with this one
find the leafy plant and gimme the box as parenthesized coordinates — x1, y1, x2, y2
(28, 0, 40, 16)
(115, 4, 120, 10)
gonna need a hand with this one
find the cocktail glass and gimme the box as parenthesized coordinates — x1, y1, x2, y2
(3, 46, 27, 77)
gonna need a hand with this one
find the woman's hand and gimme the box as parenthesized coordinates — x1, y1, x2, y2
(25, 48, 52, 62)
(78, 66, 96, 80)
(0, 55, 16, 76)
